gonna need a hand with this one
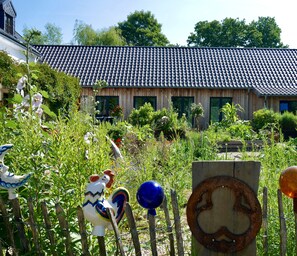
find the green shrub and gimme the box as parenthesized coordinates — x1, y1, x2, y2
(251, 108, 279, 131)
(279, 111, 297, 139)
(128, 103, 155, 126)
(226, 120, 256, 140)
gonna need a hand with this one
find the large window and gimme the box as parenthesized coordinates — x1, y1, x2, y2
(134, 96, 157, 110)
(210, 97, 232, 123)
(171, 97, 194, 120)
(280, 100, 297, 113)
(95, 96, 119, 117)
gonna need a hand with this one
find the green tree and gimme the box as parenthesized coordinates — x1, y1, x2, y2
(249, 17, 286, 48)
(73, 20, 126, 46)
(23, 23, 62, 45)
(187, 17, 287, 48)
(117, 10, 169, 46)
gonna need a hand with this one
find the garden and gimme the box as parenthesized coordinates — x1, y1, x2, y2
(1, 51, 297, 255)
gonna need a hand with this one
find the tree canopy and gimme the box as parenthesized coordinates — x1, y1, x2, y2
(187, 17, 287, 48)
(23, 23, 63, 45)
(117, 10, 169, 46)
(73, 20, 126, 46)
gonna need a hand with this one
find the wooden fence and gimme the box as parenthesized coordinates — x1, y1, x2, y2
(0, 187, 294, 255)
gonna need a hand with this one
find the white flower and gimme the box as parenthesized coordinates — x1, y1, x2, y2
(84, 132, 95, 144)
(32, 93, 43, 109)
(16, 76, 27, 97)
(35, 107, 43, 118)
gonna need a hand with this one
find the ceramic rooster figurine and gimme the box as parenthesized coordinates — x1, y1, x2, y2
(82, 169, 129, 236)
(0, 144, 32, 199)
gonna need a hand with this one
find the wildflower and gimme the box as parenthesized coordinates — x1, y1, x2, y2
(16, 76, 27, 96)
(35, 107, 43, 118)
(32, 93, 43, 109)
(84, 132, 94, 144)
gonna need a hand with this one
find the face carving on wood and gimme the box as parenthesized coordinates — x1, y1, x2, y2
(186, 176, 262, 253)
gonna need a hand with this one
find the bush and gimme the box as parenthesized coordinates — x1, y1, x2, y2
(279, 111, 297, 139)
(128, 103, 155, 126)
(251, 108, 280, 131)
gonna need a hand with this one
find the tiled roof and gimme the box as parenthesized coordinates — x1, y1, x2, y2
(35, 45, 297, 96)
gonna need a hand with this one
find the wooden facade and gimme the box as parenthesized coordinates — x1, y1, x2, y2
(81, 87, 270, 127)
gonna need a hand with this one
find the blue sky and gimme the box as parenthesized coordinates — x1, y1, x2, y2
(13, 0, 297, 48)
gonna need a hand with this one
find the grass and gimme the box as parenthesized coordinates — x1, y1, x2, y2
(0, 111, 296, 255)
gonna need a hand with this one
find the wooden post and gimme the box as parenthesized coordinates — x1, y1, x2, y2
(76, 206, 91, 256)
(148, 214, 158, 256)
(278, 189, 287, 256)
(125, 203, 142, 256)
(190, 161, 261, 256)
(162, 195, 175, 256)
(262, 187, 268, 255)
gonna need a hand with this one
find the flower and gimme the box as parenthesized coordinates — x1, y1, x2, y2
(16, 76, 27, 96)
(32, 93, 43, 109)
(35, 107, 43, 118)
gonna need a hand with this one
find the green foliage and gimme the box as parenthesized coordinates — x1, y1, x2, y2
(117, 10, 169, 46)
(279, 111, 297, 139)
(0, 51, 26, 90)
(128, 103, 155, 126)
(73, 20, 126, 46)
(251, 108, 280, 132)
(33, 63, 81, 115)
(128, 103, 189, 140)
(187, 17, 287, 48)
(220, 102, 243, 127)
(191, 103, 204, 130)
(23, 23, 62, 45)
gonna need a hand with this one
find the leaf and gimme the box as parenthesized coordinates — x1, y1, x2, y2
(31, 73, 38, 80)
(11, 94, 23, 104)
(5, 120, 18, 129)
(40, 90, 49, 98)
(41, 104, 56, 118)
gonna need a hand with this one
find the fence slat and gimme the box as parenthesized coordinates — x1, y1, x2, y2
(76, 206, 91, 256)
(162, 195, 175, 256)
(97, 236, 107, 256)
(125, 203, 142, 256)
(0, 197, 17, 255)
(148, 213, 158, 256)
(10, 198, 30, 253)
(278, 189, 287, 256)
(55, 203, 73, 256)
(262, 187, 268, 255)
(294, 198, 297, 256)
(107, 208, 125, 256)
(170, 189, 184, 256)
(41, 202, 58, 256)
(27, 198, 43, 255)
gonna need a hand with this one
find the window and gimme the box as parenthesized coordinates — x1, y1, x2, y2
(210, 97, 232, 123)
(134, 96, 157, 110)
(280, 100, 297, 113)
(5, 14, 13, 35)
(171, 96, 194, 120)
(95, 96, 119, 117)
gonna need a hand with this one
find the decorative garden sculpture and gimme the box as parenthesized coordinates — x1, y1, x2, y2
(0, 144, 32, 199)
(82, 169, 129, 236)
(136, 180, 164, 216)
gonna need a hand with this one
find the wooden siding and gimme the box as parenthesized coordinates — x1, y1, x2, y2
(81, 87, 268, 126)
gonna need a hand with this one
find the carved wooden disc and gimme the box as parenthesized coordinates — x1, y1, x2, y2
(186, 176, 262, 253)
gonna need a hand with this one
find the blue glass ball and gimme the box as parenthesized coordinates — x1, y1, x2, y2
(136, 181, 164, 212)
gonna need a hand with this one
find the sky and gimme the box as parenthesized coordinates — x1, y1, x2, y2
(12, 0, 297, 48)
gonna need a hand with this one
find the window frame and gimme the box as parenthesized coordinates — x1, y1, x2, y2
(133, 96, 157, 110)
(171, 96, 194, 121)
(95, 96, 119, 117)
(209, 97, 232, 123)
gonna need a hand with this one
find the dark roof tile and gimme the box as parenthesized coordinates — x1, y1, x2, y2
(35, 45, 297, 96)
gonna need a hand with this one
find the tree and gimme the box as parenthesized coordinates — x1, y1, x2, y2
(187, 17, 287, 48)
(117, 10, 169, 46)
(23, 23, 63, 45)
(73, 20, 126, 46)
